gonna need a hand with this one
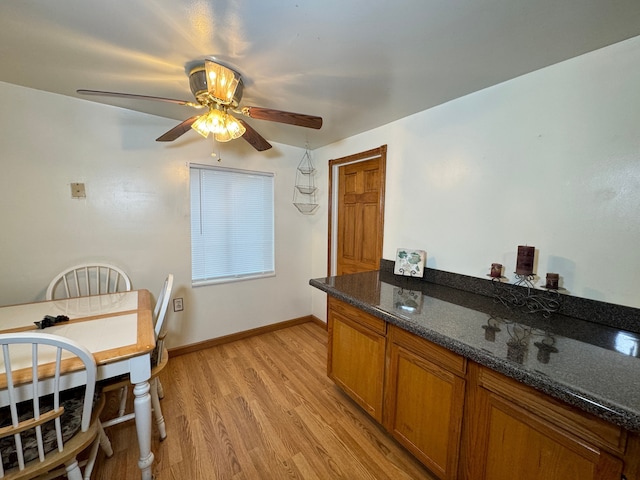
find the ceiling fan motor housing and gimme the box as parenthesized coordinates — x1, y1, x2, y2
(189, 64, 244, 107)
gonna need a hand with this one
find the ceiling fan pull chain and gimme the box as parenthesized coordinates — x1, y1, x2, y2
(211, 136, 223, 162)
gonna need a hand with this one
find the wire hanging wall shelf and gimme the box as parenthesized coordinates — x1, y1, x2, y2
(293, 147, 319, 214)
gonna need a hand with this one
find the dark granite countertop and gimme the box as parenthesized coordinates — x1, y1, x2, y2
(310, 270, 640, 433)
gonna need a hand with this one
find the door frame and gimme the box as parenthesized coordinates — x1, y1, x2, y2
(327, 145, 387, 276)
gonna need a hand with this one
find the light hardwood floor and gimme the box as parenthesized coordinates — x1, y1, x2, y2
(91, 322, 436, 479)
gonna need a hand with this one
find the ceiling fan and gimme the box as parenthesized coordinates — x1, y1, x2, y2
(77, 59, 323, 151)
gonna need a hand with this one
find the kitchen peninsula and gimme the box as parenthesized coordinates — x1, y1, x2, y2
(310, 262, 640, 480)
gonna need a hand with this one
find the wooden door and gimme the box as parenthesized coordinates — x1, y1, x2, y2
(329, 146, 386, 276)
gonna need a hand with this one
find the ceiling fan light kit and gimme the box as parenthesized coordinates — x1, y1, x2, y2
(191, 105, 246, 142)
(188, 61, 246, 142)
(77, 58, 323, 152)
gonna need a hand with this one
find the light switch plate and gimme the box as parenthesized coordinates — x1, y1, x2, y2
(71, 183, 86, 198)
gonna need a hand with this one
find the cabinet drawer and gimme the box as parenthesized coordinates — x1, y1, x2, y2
(389, 324, 466, 377)
(328, 297, 386, 335)
(478, 366, 627, 454)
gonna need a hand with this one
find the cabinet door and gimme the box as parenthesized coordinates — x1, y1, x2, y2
(463, 364, 623, 480)
(479, 393, 623, 480)
(385, 342, 465, 479)
(328, 310, 386, 422)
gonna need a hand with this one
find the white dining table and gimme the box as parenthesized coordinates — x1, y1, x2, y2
(0, 290, 157, 480)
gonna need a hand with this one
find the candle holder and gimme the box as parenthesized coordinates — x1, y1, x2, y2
(492, 273, 563, 318)
(486, 274, 507, 283)
(513, 273, 536, 289)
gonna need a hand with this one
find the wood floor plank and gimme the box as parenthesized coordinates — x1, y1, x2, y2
(291, 451, 323, 480)
(86, 322, 437, 480)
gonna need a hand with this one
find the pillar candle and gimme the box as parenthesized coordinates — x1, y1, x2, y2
(545, 273, 559, 289)
(515, 245, 535, 275)
(490, 263, 502, 278)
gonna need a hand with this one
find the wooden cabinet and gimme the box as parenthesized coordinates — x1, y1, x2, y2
(327, 297, 386, 422)
(460, 362, 625, 480)
(623, 432, 640, 480)
(384, 325, 466, 480)
(326, 297, 634, 480)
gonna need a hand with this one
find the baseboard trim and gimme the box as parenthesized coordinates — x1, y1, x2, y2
(309, 314, 327, 330)
(168, 315, 326, 358)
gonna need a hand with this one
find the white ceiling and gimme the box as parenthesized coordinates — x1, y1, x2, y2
(2, 0, 640, 150)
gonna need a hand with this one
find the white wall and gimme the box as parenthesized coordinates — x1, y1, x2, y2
(311, 35, 640, 320)
(0, 83, 315, 348)
(3, 35, 639, 344)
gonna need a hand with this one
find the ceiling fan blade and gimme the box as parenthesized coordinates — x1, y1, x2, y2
(77, 89, 201, 107)
(237, 119, 272, 151)
(156, 115, 201, 142)
(241, 106, 322, 129)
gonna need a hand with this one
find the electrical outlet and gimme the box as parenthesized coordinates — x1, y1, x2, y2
(173, 298, 183, 312)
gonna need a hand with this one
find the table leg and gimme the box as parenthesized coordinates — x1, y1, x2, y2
(133, 379, 154, 480)
(130, 353, 154, 480)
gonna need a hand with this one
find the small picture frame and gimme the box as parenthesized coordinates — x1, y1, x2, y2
(394, 248, 426, 277)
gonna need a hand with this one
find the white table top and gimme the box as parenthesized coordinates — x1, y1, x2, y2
(0, 290, 155, 382)
(0, 291, 139, 331)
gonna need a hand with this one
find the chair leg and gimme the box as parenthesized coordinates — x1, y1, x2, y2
(118, 386, 129, 417)
(98, 422, 114, 457)
(83, 424, 113, 480)
(156, 378, 165, 400)
(65, 459, 83, 480)
(151, 378, 167, 441)
(83, 438, 100, 480)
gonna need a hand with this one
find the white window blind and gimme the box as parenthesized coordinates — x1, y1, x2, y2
(190, 164, 275, 285)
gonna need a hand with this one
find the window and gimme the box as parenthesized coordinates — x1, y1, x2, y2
(190, 164, 275, 285)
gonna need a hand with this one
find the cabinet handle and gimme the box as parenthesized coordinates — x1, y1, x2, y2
(621, 475, 627, 480)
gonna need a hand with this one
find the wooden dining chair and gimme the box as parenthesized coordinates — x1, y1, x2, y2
(84, 273, 174, 477)
(45, 264, 132, 300)
(0, 332, 112, 479)
(103, 273, 174, 437)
